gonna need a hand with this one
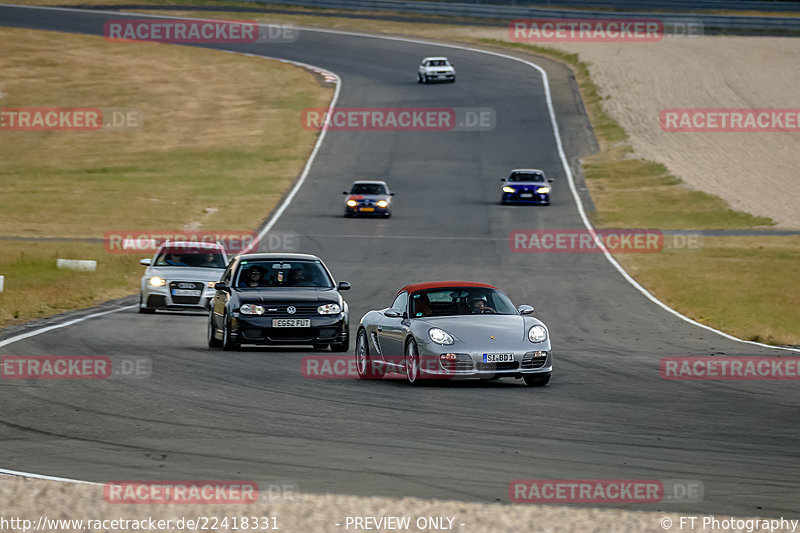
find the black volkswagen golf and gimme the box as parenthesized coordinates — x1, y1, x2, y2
(208, 253, 350, 351)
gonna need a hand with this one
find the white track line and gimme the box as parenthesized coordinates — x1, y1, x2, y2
(0, 7, 794, 359)
(0, 305, 137, 349)
(0, 467, 96, 484)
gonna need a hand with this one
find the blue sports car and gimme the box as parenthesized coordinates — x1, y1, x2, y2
(500, 169, 553, 205)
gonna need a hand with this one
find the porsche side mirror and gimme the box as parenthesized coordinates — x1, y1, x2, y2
(342, 191, 348, 195)
(518, 305, 534, 315)
(214, 282, 228, 291)
(338, 281, 351, 291)
(140, 258, 151, 266)
(390, 192, 396, 196)
(548, 178, 554, 182)
(383, 308, 403, 318)
(500, 178, 506, 182)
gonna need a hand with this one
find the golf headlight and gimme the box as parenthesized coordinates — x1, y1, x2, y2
(428, 328, 454, 345)
(502, 186, 515, 193)
(528, 325, 548, 343)
(346, 199, 357, 207)
(317, 303, 341, 315)
(536, 186, 551, 194)
(377, 200, 389, 208)
(148, 276, 166, 287)
(240, 304, 265, 315)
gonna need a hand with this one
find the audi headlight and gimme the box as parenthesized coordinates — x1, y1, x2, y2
(428, 328, 454, 345)
(377, 200, 389, 208)
(318, 303, 341, 315)
(240, 304, 265, 315)
(536, 186, 551, 194)
(528, 325, 548, 343)
(148, 276, 166, 287)
(502, 186, 515, 193)
(346, 199, 357, 207)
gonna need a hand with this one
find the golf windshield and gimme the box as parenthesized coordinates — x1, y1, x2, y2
(236, 260, 333, 289)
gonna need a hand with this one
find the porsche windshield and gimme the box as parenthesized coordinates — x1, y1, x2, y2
(409, 287, 517, 317)
(235, 260, 333, 289)
(508, 172, 545, 182)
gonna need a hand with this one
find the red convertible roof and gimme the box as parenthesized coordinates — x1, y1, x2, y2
(397, 281, 498, 295)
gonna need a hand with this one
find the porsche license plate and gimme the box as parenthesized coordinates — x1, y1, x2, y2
(273, 319, 311, 328)
(359, 207, 375, 212)
(483, 353, 514, 363)
(520, 193, 533, 198)
(172, 289, 201, 296)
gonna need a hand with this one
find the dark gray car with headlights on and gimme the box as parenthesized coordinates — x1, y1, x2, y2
(208, 253, 350, 351)
(355, 281, 552, 386)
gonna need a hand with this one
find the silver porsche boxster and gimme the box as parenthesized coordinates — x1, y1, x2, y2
(355, 281, 552, 386)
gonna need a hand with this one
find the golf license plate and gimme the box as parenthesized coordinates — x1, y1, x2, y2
(172, 289, 201, 297)
(359, 207, 375, 212)
(483, 353, 514, 363)
(273, 319, 311, 328)
(520, 193, 533, 198)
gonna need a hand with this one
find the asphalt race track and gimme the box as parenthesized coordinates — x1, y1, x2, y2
(1, 5, 798, 517)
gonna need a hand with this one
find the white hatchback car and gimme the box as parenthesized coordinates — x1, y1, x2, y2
(139, 241, 228, 313)
(418, 57, 455, 84)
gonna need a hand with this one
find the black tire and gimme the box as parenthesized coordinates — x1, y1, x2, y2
(330, 333, 350, 353)
(222, 313, 240, 351)
(405, 338, 425, 386)
(523, 372, 551, 387)
(450, 76, 456, 83)
(207, 313, 222, 348)
(138, 294, 155, 313)
(417, 73, 423, 84)
(355, 329, 385, 379)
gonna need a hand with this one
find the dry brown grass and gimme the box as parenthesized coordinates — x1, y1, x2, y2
(0, 27, 332, 327)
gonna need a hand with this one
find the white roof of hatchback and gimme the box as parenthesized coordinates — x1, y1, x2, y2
(423, 57, 449, 62)
(353, 180, 389, 186)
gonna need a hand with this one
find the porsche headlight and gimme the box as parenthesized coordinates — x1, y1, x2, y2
(536, 186, 551, 194)
(376, 200, 389, 208)
(240, 303, 265, 315)
(528, 325, 547, 343)
(317, 303, 341, 315)
(502, 186, 515, 193)
(429, 328, 454, 345)
(148, 276, 166, 287)
(346, 199, 358, 207)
